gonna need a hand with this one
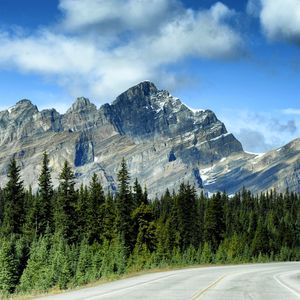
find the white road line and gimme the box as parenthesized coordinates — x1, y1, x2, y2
(83, 273, 177, 300)
(273, 273, 300, 299)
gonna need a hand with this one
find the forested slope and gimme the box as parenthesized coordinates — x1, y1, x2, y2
(0, 154, 299, 297)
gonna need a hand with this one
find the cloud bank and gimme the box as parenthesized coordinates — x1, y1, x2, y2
(221, 109, 300, 153)
(282, 108, 300, 116)
(249, 0, 300, 44)
(0, 0, 242, 102)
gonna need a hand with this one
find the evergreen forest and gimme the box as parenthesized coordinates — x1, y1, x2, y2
(0, 153, 299, 297)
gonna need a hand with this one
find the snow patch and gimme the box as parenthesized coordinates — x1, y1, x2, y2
(183, 103, 205, 114)
(200, 165, 215, 182)
(210, 132, 231, 142)
(198, 133, 231, 146)
(245, 151, 264, 156)
(151, 91, 170, 112)
(206, 178, 217, 184)
(8, 106, 15, 114)
(246, 151, 265, 162)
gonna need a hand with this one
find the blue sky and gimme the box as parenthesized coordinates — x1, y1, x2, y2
(0, 0, 299, 152)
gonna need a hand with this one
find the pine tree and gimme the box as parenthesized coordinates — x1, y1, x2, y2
(37, 152, 53, 235)
(49, 236, 73, 289)
(200, 242, 212, 264)
(54, 161, 77, 243)
(0, 188, 4, 225)
(204, 192, 225, 252)
(0, 238, 18, 294)
(251, 217, 270, 256)
(177, 183, 198, 250)
(23, 188, 37, 239)
(160, 189, 173, 220)
(133, 178, 146, 208)
(76, 184, 89, 241)
(86, 173, 105, 243)
(116, 158, 134, 255)
(102, 193, 116, 241)
(75, 239, 93, 285)
(132, 203, 156, 253)
(2, 158, 25, 235)
(18, 236, 52, 292)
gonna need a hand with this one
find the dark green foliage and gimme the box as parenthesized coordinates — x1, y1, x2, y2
(176, 183, 198, 250)
(0, 188, 5, 226)
(75, 239, 94, 285)
(0, 238, 18, 294)
(251, 217, 271, 256)
(54, 161, 78, 243)
(37, 152, 53, 235)
(101, 193, 116, 241)
(132, 203, 156, 253)
(85, 174, 105, 243)
(18, 236, 53, 292)
(204, 192, 225, 251)
(0, 156, 299, 297)
(76, 184, 89, 241)
(2, 158, 25, 235)
(50, 238, 73, 289)
(116, 158, 134, 254)
(133, 178, 148, 207)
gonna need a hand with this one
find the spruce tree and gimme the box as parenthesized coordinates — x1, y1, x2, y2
(0, 188, 4, 225)
(37, 152, 53, 235)
(116, 158, 134, 254)
(251, 217, 270, 256)
(2, 158, 25, 235)
(133, 178, 145, 208)
(177, 183, 198, 250)
(132, 203, 156, 252)
(204, 192, 225, 252)
(18, 236, 52, 292)
(76, 184, 89, 240)
(23, 187, 37, 239)
(86, 173, 105, 243)
(102, 193, 116, 241)
(0, 239, 18, 294)
(54, 161, 77, 243)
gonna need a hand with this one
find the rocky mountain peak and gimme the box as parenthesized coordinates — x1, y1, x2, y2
(113, 81, 158, 106)
(66, 97, 97, 114)
(7, 99, 38, 117)
(0, 81, 296, 197)
(12, 99, 37, 111)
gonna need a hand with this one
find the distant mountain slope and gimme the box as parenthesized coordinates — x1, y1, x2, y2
(0, 81, 298, 196)
(201, 138, 300, 195)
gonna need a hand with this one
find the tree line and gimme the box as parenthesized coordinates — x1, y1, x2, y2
(0, 153, 299, 296)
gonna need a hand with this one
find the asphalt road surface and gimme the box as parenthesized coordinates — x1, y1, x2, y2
(38, 262, 300, 300)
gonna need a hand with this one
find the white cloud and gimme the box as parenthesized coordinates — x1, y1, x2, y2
(140, 2, 241, 61)
(59, 0, 178, 34)
(220, 109, 300, 152)
(0, 31, 100, 74)
(0, 1, 242, 103)
(249, 0, 300, 43)
(282, 108, 300, 115)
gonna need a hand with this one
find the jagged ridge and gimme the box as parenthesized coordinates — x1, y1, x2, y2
(0, 81, 298, 196)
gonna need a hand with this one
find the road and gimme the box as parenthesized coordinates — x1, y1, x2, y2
(38, 262, 300, 300)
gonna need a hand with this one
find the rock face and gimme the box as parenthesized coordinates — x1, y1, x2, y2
(0, 81, 298, 197)
(200, 139, 300, 195)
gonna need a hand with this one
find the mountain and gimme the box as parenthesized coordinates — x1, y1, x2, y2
(0, 81, 299, 197)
